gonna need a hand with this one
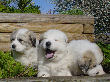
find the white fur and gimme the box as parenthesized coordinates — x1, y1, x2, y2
(87, 65, 105, 76)
(11, 28, 38, 67)
(16, 28, 28, 35)
(13, 48, 38, 67)
(38, 29, 105, 77)
(68, 40, 104, 76)
(11, 39, 26, 52)
(38, 29, 74, 77)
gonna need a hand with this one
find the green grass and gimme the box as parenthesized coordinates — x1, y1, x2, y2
(0, 51, 37, 78)
(97, 42, 110, 73)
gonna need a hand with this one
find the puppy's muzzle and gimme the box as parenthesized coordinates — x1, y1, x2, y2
(12, 44, 16, 49)
(46, 41, 51, 48)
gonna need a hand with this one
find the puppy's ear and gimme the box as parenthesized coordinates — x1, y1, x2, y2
(29, 31, 36, 47)
(10, 30, 18, 41)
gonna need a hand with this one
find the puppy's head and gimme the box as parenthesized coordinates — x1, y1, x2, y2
(10, 28, 36, 53)
(39, 29, 68, 60)
(87, 65, 105, 76)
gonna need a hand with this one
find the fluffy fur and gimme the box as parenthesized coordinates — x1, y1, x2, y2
(68, 40, 105, 76)
(87, 64, 105, 76)
(37, 29, 75, 77)
(38, 29, 105, 77)
(10, 28, 38, 67)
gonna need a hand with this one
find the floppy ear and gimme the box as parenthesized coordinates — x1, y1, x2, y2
(10, 30, 18, 41)
(29, 31, 36, 47)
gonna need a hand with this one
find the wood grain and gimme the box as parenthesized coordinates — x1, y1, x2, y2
(0, 13, 94, 24)
(0, 43, 10, 51)
(0, 23, 83, 33)
(83, 24, 94, 33)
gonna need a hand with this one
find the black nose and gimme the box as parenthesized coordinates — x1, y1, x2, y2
(46, 41, 51, 47)
(12, 44, 16, 49)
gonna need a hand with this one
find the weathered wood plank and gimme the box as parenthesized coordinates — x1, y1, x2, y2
(0, 13, 94, 24)
(0, 23, 83, 33)
(0, 43, 10, 51)
(83, 24, 94, 33)
(0, 33, 10, 43)
(66, 33, 94, 42)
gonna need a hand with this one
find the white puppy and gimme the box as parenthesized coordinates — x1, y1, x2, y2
(10, 28, 38, 67)
(37, 29, 75, 77)
(68, 40, 105, 76)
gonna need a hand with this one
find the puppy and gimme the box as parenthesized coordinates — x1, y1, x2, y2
(10, 28, 38, 67)
(37, 29, 74, 77)
(68, 40, 105, 76)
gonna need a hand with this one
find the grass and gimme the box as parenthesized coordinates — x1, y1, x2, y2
(97, 42, 110, 73)
(0, 51, 37, 78)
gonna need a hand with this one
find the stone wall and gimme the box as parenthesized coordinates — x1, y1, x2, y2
(0, 13, 94, 51)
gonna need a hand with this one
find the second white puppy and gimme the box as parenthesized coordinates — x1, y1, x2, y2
(38, 29, 74, 77)
(10, 28, 38, 67)
(68, 40, 105, 76)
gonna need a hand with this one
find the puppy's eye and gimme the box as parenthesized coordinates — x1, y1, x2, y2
(18, 39, 23, 42)
(55, 40, 58, 41)
(93, 65, 96, 67)
(96, 72, 99, 74)
(11, 39, 15, 41)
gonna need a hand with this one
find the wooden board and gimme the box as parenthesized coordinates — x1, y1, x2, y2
(0, 23, 84, 33)
(0, 43, 10, 51)
(83, 24, 94, 33)
(0, 13, 94, 24)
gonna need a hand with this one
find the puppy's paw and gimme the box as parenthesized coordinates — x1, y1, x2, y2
(87, 65, 105, 76)
(37, 72, 50, 77)
(41, 74, 50, 77)
(79, 64, 89, 74)
(78, 58, 91, 74)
